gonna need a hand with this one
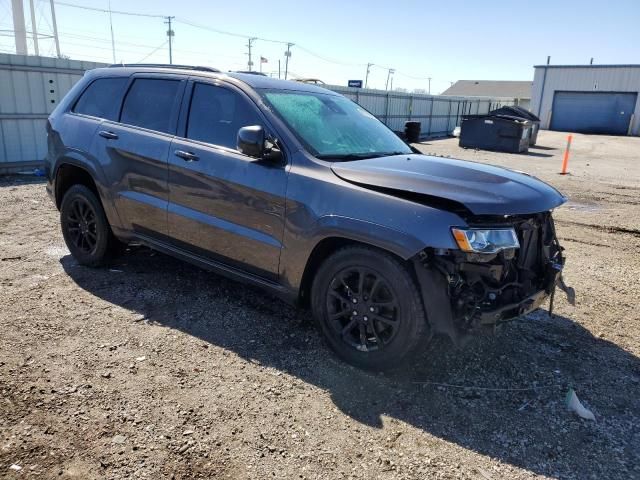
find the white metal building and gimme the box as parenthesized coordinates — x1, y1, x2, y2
(441, 80, 532, 110)
(0, 54, 106, 173)
(531, 64, 640, 136)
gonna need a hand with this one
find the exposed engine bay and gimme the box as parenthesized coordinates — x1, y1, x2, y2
(414, 212, 575, 341)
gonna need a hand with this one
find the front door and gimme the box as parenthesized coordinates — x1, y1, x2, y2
(95, 75, 186, 238)
(168, 81, 288, 279)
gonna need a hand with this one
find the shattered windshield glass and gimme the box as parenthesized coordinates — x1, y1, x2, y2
(261, 90, 412, 160)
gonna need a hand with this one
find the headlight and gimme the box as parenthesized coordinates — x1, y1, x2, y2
(451, 228, 520, 254)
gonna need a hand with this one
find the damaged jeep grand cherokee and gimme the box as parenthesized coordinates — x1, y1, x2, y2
(46, 66, 573, 371)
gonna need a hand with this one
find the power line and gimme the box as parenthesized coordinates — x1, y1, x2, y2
(33, 0, 445, 86)
(294, 44, 365, 67)
(137, 40, 168, 63)
(46, 0, 164, 18)
(174, 17, 287, 45)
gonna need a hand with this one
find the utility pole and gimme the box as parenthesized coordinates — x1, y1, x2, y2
(49, 0, 61, 57)
(246, 37, 256, 71)
(108, 0, 116, 63)
(165, 16, 175, 64)
(11, 0, 28, 55)
(364, 62, 373, 89)
(284, 43, 293, 80)
(428, 77, 432, 94)
(278, 59, 281, 79)
(28, 0, 39, 56)
(385, 68, 395, 90)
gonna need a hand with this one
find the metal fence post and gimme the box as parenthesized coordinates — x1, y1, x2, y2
(408, 95, 413, 121)
(385, 92, 390, 126)
(427, 96, 434, 137)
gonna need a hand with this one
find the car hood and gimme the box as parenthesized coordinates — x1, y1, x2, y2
(330, 154, 567, 216)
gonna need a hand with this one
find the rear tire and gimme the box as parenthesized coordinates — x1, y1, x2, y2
(60, 185, 117, 267)
(311, 246, 431, 371)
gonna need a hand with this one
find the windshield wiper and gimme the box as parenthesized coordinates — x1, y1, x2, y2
(316, 151, 410, 161)
(373, 151, 411, 157)
(316, 153, 376, 160)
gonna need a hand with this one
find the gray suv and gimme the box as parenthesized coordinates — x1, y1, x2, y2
(45, 65, 572, 370)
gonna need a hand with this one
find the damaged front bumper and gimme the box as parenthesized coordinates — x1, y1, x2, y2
(478, 288, 548, 325)
(413, 212, 574, 343)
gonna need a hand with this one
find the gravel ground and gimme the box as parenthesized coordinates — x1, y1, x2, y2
(1, 131, 639, 479)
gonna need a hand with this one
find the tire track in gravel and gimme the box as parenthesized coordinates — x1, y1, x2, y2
(556, 219, 640, 237)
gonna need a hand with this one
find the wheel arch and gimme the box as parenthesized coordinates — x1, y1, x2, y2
(297, 235, 421, 308)
(54, 162, 100, 209)
(53, 159, 123, 232)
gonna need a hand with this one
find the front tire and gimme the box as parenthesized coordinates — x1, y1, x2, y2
(311, 246, 431, 371)
(60, 185, 116, 267)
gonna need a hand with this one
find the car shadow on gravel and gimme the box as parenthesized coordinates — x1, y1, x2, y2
(524, 151, 554, 158)
(0, 175, 46, 187)
(61, 247, 639, 480)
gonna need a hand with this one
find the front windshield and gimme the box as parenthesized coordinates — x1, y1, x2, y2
(261, 90, 412, 160)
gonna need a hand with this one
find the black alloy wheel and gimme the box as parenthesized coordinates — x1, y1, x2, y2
(60, 184, 118, 267)
(312, 246, 431, 371)
(64, 196, 98, 254)
(326, 267, 400, 352)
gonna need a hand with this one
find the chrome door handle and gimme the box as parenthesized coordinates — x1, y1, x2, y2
(174, 150, 199, 161)
(98, 130, 119, 140)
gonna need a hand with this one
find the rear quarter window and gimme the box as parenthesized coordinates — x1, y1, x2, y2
(120, 78, 181, 134)
(72, 77, 128, 121)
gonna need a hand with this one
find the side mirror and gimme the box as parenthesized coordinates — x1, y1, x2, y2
(237, 125, 265, 158)
(237, 125, 283, 162)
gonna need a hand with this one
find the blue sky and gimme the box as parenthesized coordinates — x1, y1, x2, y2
(1, 0, 639, 93)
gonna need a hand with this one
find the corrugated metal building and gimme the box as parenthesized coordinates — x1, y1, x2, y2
(441, 80, 532, 110)
(0, 54, 106, 173)
(531, 64, 640, 136)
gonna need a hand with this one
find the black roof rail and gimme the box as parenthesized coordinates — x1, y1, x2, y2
(108, 63, 221, 73)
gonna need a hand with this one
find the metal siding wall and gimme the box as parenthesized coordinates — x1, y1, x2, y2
(0, 54, 105, 172)
(532, 66, 640, 135)
(327, 85, 513, 138)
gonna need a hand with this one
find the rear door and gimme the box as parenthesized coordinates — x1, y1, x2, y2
(167, 80, 287, 279)
(63, 76, 129, 158)
(551, 91, 637, 135)
(94, 74, 186, 238)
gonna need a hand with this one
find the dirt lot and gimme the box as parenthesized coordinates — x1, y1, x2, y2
(1, 130, 639, 479)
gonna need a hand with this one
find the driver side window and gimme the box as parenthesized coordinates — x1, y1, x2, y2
(186, 83, 262, 149)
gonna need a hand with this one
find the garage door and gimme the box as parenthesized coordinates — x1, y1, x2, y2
(551, 91, 637, 135)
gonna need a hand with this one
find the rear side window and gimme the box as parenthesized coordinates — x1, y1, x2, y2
(72, 77, 128, 120)
(186, 83, 262, 149)
(120, 79, 180, 134)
